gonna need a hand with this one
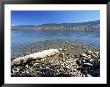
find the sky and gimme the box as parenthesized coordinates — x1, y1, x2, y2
(11, 10, 100, 26)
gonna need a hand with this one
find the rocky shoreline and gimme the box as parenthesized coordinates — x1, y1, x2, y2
(11, 40, 100, 77)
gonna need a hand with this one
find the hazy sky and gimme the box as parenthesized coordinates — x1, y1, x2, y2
(11, 10, 100, 26)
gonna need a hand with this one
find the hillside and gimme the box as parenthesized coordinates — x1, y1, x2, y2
(12, 20, 100, 32)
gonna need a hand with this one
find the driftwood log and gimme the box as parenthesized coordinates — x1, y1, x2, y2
(11, 49, 59, 66)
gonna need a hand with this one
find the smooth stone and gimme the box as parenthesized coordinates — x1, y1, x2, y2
(81, 53, 88, 57)
(71, 47, 74, 49)
(26, 70, 29, 74)
(90, 59, 94, 62)
(82, 60, 86, 63)
(83, 63, 93, 66)
(87, 74, 92, 77)
(95, 52, 99, 55)
(59, 48, 62, 51)
(66, 65, 70, 69)
(88, 55, 91, 59)
(86, 50, 93, 54)
(71, 55, 75, 58)
(25, 65, 29, 68)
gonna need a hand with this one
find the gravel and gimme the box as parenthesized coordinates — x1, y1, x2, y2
(11, 40, 100, 77)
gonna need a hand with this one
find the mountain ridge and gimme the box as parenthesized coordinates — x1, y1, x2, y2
(12, 20, 100, 32)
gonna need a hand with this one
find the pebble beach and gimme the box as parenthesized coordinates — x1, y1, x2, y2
(11, 40, 100, 77)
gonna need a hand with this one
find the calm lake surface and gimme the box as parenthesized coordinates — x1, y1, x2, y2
(11, 31, 100, 48)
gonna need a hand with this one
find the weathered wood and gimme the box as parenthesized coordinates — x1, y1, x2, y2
(11, 49, 59, 66)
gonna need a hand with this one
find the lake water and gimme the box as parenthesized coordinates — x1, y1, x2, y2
(11, 31, 100, 58)
(11, 31, 100, 48)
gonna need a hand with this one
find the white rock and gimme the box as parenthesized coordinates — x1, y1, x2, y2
(25, 65, 28, 68)
(84, 63, 93, 66)
(66, 65, 70, 69)
(81, 53, 88, 57)
(90, 59, 94, 62)
(59, 48, 62, 51)
(95, 52, 99, 55)
(26, 70, 29, 74)
(87, 50, 93, 54)
(88, 55, 91, 59)
(71, 47, 74, 49)
(46, 67, 49, 69)
(87, 74, 92, 77)
(82, 60, 86, 63)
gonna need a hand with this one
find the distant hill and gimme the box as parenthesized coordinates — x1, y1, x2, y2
(12, 20, 100, 32)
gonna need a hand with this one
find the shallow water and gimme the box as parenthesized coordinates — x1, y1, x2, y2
(11, 31, 100, 48)
(11, 31, 100, 59)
